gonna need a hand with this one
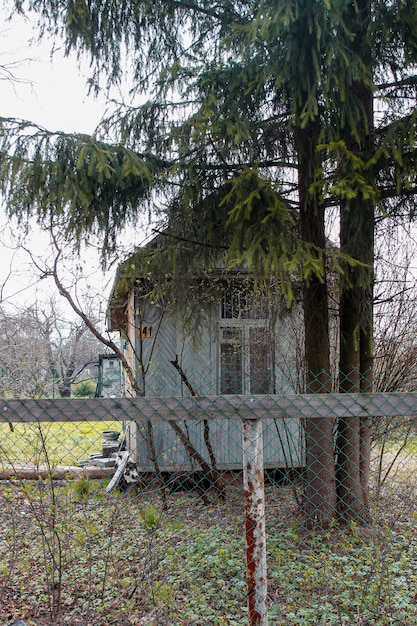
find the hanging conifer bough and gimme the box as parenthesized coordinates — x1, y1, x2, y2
(2, 0, 417, 526)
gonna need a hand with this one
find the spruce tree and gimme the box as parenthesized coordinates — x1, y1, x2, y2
(1, 0, 417, 525)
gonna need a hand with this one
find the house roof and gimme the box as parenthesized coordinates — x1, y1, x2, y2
(106, 230, 257, 332)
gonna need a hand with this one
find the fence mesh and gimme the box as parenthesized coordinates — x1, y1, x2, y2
(1, 372, 417, 625)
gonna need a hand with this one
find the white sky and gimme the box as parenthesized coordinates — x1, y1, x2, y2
(0, 5, 151, 313)
(1, 6, 107, 133)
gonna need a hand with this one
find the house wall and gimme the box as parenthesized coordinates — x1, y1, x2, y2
(131, 301, 218, 396)
(133, 415, 304, 472)
(121, 292, 305, 471)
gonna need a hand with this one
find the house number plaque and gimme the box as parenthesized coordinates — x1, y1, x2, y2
(139, 325, 153, 338)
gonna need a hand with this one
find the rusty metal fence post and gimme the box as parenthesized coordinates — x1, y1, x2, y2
(242, 416, 268, 626)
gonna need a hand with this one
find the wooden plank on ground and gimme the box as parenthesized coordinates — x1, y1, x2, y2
(0, 393, 417, 423)
(0, 465, 115, 480)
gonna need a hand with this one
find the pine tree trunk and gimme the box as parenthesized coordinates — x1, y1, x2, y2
(337, 263, 368, 521)
(336, 0, 374, 524)
(358, 179, 374, 510)
(296, 124, 337, 528)
(302, 242, 337, 527)
(337, 204, 373, 523)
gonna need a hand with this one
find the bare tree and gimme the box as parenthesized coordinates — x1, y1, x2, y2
(0, 298, 102, 398)
(373, 221, 417, 393)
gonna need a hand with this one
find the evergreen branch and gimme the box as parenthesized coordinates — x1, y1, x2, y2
(171, 0, 247, 23)
(151, 228, 228, 250)
(374, 112, 416, 137)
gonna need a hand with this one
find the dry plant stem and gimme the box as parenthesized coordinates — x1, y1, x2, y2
(144, 419, 168, 510)
(4, 426, 65, 622)
(171, 356, 217, 464)
(100, 496, 121, 601)
(170, 357, 226, 500)
(134, 302, 169, 509)
(129, 523, 183, 610)
(36, 424, 63, 620)
(0, 489, 20, 607)
(170, 357, 218, 468)
(168, 420, 226, 501)
(78, 506, 96, 624)
(273, 418, 304, 508)
(379, 423, 413, 490)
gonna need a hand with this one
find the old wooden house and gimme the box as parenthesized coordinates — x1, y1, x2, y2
(107, 237, 305, 473)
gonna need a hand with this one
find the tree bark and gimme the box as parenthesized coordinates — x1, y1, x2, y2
(337, 200, 374, 523)
(337, 247, 366, 520)
(336, 0, 374, 523)
(296, 123, 337, 528)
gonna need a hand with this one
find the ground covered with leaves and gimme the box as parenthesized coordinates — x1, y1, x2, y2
(1, 475, 417, 625)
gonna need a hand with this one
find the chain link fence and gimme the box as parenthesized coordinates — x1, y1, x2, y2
(1, 375, 417, 625)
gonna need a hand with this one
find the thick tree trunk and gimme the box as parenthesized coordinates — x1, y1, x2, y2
(337, 202, 373, 523)
(302, 235, 337, 527)
(336, 0, 373, 524)
(296, 124, 337, 528)
(337, 238, 369, 521)
(58, 367, 74, 398)
(358, 190, 374, 510)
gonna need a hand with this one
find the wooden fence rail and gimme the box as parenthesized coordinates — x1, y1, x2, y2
(1, 392, 417, 423)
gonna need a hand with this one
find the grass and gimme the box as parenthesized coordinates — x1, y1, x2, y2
(0, 421, 122, 465)
(1, 477, 417, 625)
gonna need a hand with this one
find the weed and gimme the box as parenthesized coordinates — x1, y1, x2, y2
(73, 476, 93, 500)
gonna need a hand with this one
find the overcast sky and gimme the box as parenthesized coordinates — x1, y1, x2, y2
(1, 5, 107, 133)
(1, 7, 104, 308)
(0, 5, 149, 312)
